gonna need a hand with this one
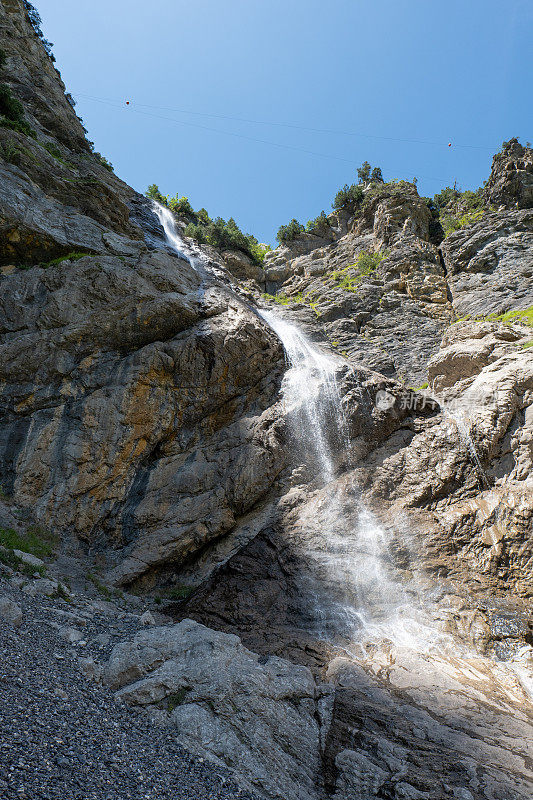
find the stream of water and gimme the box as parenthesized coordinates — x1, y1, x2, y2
(259, 309, 449, 654)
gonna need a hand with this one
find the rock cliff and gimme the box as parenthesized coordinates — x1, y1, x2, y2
(0, 3, 532, 799)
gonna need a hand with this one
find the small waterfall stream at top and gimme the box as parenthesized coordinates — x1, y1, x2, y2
(152, 200, 449, 655)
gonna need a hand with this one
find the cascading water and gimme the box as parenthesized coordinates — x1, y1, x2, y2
(152, 201, 196, 266)
(153, 204, 531, 695)
(259, 308, 447, 654)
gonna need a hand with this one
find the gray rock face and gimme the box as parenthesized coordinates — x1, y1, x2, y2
(0, 0, 145, 240)
(0, 249, 285, 587)
(0, 161, 144, 265)
(441, 209, 533, 318)
(105, 621, 533, 800)
(324, 650, 533, 800)
(105, 619, 328, 800)
(484, 138, 533, 210)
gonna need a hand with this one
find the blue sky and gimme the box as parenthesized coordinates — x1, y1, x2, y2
(39, 0, 531, 244)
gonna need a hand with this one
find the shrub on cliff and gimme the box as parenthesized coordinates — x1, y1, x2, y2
(0, 84, 24, 123)
(186, 216, 268, 265)
(276, 218, 305, 244)
(146, 184, 167, 204)
(168, 195, 194, 215)
(24, 1, 55, 60)
(306, 211, 331, 236)
(0, 83, 35, 137)
(435, 186, 487, 237)
(332, 183, 364, 210)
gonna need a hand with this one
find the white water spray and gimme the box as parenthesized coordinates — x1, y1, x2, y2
(260, 308, 450, 654)
(152, 201, 194, 263)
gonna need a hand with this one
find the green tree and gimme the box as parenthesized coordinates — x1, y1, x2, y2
(276, 218, 305, 244)
(168, 194, 194, 215)
(357, 161, 371, 183)
(306, 210, 330, 235)
(332, 183, 364, 210)
(371, 166, 384, 183)
(146, 184, 167, 204)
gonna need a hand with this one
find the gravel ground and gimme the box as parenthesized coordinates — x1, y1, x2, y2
(0, 576, 258, 800)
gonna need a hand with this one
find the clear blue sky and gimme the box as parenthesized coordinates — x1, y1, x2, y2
(39, 0, 532, 244)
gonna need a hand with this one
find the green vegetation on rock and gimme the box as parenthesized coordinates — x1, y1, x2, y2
(24, 1, 55, 60)
(0, 524, 57, 564)
(432, 186, 492, 237)
(306, 210, 331, 236)
(494, 306, 533, 327)
(329, 250, 386, 291)
(333, 183, 364, 210)
(276, 218, 305, 244)
(167, 688, 190, 711)
(40, 252, 92, 268)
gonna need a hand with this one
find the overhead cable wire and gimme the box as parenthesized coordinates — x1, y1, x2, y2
(74, 94, 459, 185)
(74, 92, 493, 151)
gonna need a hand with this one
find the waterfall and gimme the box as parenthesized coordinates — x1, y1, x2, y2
(153, 203, 447, 653)
(259, 308, 447, 654)
(259, 310, 348, 484)
(152, 201, 195, 265)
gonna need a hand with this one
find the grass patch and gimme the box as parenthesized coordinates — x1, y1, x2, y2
(494, 307, 533, 327)
(41, 141, 74, 169)
(441, 207, 486, 237)
(165, 585, 194, 601)
(520, 340, 533, 349)
(261, 292, 291, 306)
(0, 116, 36, 138)
(0, 546, 46, 577)
(87, 572, 112, 600)
(167, 688, 190, 711)
(40, 252, 92, 268)
(51, 583, 71, 602)
(329, 250, 386, 292)
(0, 524, 56, 558)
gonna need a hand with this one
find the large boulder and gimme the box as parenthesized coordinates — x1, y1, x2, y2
(105, 619, 330, 800)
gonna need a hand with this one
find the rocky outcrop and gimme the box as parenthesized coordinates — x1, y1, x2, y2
(105, 619, 330, 800)
(484, 138, 533, 210)
(324, 649, 533, 800)
(0, 1, 289, 590)
(259, 185, 452, 386)
(0, 0, 144, 242)
(0, 249, 286, 587)
(105, 620, 533, 800)
(441, 209, 533, 318)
